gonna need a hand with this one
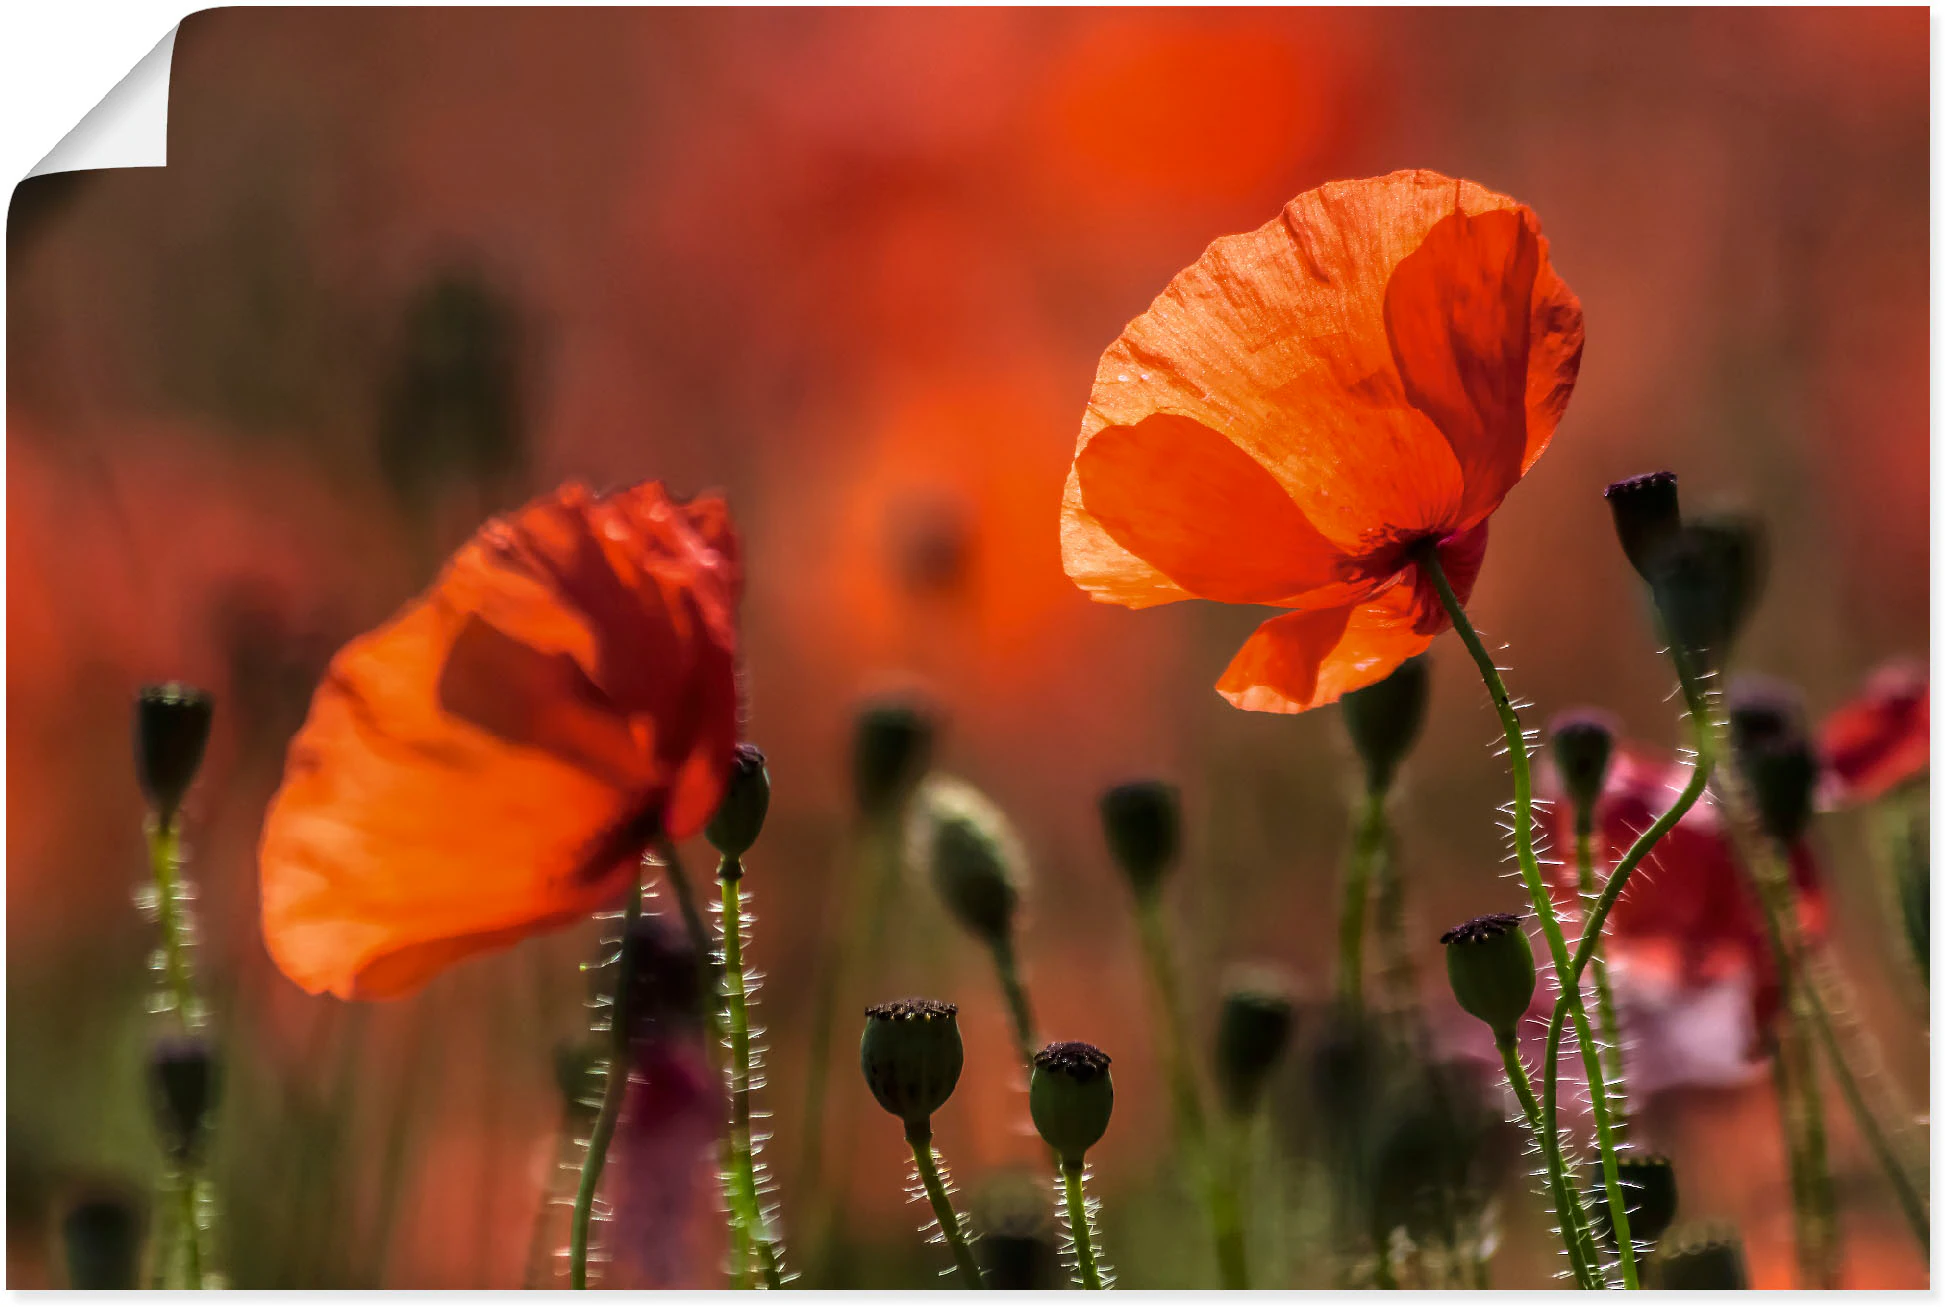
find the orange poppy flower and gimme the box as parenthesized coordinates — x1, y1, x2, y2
(1061, 169, 1584, 711)
(259, 481, 742, 1000)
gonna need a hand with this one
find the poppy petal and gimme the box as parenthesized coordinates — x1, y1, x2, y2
(259, 481, 741, 1000)
(1071, 411, 1355, 605)
(1215, 522, 1486, 713)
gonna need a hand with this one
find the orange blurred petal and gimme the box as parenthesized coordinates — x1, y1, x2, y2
(259, 481, 741, 1000)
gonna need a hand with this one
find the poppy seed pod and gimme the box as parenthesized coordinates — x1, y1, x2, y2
(1029, 1041, 1114, 1165)
(1685, 513, 1768, 652)
(1603, 471, 1682, 583)
(1099, 780, 1181, 897)
(61, 1189, 145, 1290)
(1214, 970, 1297, 1115)
(911, 777, 1023, 946)
(705, 743, 771, 862)
(1587, 1153, 1679, 1251)
(134, 682, 214, 823)
(1548, 709, 1618, 817)
(1728, 679, 1817, 845)
(148, 1035, 220, 1163)
(977, 1178, 1062, 1290)
(1440, 914, 1536, 1039)
(1340, 653, 1432, 794)
(1654, 1224, 1749, 1290)
(853, 698, 936, 819)
(860, 998, 963, 1127)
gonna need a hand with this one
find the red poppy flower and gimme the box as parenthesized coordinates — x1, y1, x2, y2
(1818, 658, 1928, 808)
(1543, 743, 1826, 1034)
(1061, 169, 1583, 712)
(258, 481, 742, 1000)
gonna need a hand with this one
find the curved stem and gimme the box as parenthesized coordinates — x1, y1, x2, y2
(569, 877, 641, 1290)
(1335, 788, 1389, 1010)
(1060, 1161, 1107, 1290)
(905, 1122, 986, 1286)
(987, 933, 1038, 1072)
(1419, 544, 1639, 1288)
(1498, 1031, 1599, 1290)
(719, 863, 788, 1289)
(1573, 818, 1628, 1139)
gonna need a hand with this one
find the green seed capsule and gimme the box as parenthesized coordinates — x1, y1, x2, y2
(705, 743, 771, 860)
(860, 998, 963, 1126)
(61, 1188, 145, 1290)
(1029, 1041, 1113, 1165)
(1098, 780, 1181, 898)
(1440, 913, 1536, 1039)
(911, 777, 1023, 946)
(1213, 970, 1296, 1115)
(853, 698, 937, 819)
(134, 683, 214, 823)
(1341, 653, 1431, 794)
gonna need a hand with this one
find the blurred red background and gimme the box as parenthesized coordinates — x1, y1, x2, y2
(6, 7, 1928, 1288)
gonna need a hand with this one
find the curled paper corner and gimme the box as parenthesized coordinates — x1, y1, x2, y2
(28, 26, 179, 178)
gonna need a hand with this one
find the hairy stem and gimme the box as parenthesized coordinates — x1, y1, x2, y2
(1498, 1031, 1600, 1290)
(1573, 818, 1629, 1139)
(570, 877, 641, 1289)
(1419, 543, 1639, 1289)
(905, 1122, 986, 1287)
(1060, 1162, 1107, 1291)
(719, 862, 788, 1289)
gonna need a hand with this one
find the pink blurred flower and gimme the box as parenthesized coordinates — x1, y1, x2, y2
(1817, 658, 1928, 808)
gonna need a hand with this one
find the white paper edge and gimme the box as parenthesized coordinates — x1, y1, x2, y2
(26, 23, 177, 178)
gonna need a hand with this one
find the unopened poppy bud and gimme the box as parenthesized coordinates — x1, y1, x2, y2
(1099, 780, 1180, 897)
(705, 743, 771, 862)
(1654, 1224, 1749, 1290)
(60, 1187, 145, 1290)
(1604, 472, 1682, 582)
(1686, 513, 1768, 652)
(1440, 913, 1536, 1039)
(1029, 1041, 1113, 1165)
(1649, 517, 1768, 673)
(853, 698, 936, 819)
(148, 1035, 219, 1163)
(1214, 968, 1296, 1116)
(1548, 709, 1618, 816)
(911, 777, 1022, 946)
(1728, 678, 1816, 844)
(860, 998, 963, 1127)
(134, 682, 214, 823)
(1340, 653, 1431, 793)
(1587, 1153, 1679, 1250)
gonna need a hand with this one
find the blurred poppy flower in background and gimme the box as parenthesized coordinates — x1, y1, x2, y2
(1818, 659, 1928, 808)
(1061, 169, 1584, 713)
(1544, 742, 1827, 1043)
(258, 480, 743, 1000)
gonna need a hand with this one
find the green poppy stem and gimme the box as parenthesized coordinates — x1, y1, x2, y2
(1573, 818, 1630, 1139)
(905, 1122, 987, 1287)
(1060, 1162, 1108, 1290)
(1497, 1030, 1600, 1290)
(987, 933, 1038, 1072)
(569, 877, 641, 1290)
(1334, 787, 1389, 1011)
(1417, 542, 1639, 1290)
(718, 862, 789, 1290)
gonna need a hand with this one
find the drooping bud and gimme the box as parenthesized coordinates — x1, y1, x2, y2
(853, 698, 937, 819)
(1029, 1041, 1114, 1166)
(1340, 653, 1432, 794)
(134, 683, 214, 824)
(705, 743, 771, 862)
(1440, 913, 1536, 1039)
(1213, 968, 1297, 1116)
(1653, 1224, 1749, 1290)
(1727, 677, 1816, 845)
(61, 1187, 145, 1290)
(860, 998, 963, 1127)
(1587, 1153, 1680, 1250)
(148, 1035, 220, 1164)
(1604, 472, 1682, 582)
(1548, 708, 1618, 817)
(1099, 780, 1180, 898)
(910, 777, 1023, 947)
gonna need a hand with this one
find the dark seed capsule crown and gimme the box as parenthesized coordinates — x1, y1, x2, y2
(860, 997, 964, 1126)
(134, 682, 215, 823)
(1604, 471, 1682, 581)
(1441, 913, 1537, 1037)
(1653, 1223, 1749, 1290)
(705, 742, 771, 860)
(1099, 780, 1181, 896)
(1340, 653, 1432, 793)
(1029, 1040, 1114, 1163)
